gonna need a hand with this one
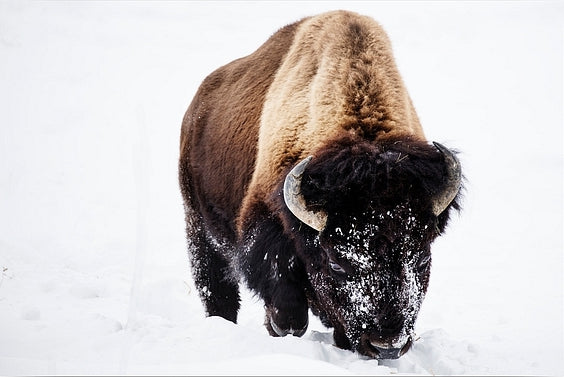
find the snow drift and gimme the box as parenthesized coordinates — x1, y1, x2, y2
(0, 1, 562, 375)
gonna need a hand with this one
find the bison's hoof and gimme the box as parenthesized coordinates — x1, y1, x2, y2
(269, 316, 308, 337)
(265, 307, 308, 338)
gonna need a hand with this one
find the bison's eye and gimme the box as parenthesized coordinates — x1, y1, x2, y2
(329, 260, 346, 275)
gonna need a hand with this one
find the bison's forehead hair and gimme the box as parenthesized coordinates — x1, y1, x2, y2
(299, 135, 451, 217)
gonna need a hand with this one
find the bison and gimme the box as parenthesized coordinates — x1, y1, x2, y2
(178, 10, 462, 360)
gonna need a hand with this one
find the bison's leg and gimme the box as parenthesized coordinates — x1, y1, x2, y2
(240, 210, 309, 337)
(180, 158, 240, 322)
(183, 211, 240, 323)
(192, 237, 240, 322)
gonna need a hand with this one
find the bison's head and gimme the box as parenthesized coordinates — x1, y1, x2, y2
(283, 136, 461, 359)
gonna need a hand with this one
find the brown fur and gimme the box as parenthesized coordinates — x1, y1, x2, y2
(179, 18, 304, 241)
(179, 11, 442, 354)
(241, 11, 425, 232)
(180, 10, 425, 239)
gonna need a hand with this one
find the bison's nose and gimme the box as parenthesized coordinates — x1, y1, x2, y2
(360, 334, 412, 359)
(369, 342, 404, 360)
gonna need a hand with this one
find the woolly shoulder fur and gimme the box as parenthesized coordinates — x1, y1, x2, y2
(238, 10, 425, 232)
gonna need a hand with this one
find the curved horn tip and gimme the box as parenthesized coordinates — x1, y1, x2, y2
(283, 156, 327, 232)
(433, 142, 455, 161)
(432, 142, 462, 216)
(289, 156, 313, 177)
(432, 141, 461, 174)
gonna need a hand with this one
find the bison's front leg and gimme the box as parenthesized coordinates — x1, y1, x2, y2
(239, 211, 309, 337)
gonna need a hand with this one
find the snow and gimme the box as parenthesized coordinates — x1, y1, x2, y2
(1, 0, 562, 375)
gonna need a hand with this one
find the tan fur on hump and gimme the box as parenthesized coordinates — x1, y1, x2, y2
(239, 10, 425, 231)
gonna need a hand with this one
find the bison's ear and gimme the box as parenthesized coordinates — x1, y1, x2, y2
(431, 142, 462, 216)
(284, 156, 328, 232)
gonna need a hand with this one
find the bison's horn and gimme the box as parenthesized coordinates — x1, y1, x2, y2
(432, 142, 462, 216)
(283, 156, 328, 232)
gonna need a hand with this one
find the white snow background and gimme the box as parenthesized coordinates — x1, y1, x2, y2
(1, 1, 562, 375)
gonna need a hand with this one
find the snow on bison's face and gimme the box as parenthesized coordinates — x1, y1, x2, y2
(283, 137, 461, 359)
(310, 203, 435, 359)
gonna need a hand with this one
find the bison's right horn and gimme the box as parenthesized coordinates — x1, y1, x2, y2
(431, 142, 462, 216)
(283, 156, 328, 232)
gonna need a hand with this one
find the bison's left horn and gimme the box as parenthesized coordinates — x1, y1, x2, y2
(283, 156, 328, 232)
(432, 142, 462, 216)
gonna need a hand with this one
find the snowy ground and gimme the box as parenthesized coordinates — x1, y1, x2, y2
(1, 1, 562, 375)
